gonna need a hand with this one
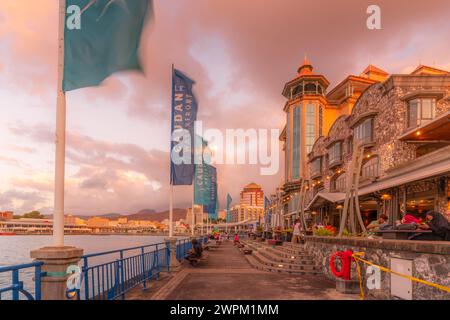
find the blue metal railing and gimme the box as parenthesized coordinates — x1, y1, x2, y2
(0, 262, 44, 300)
(81, 237, 207, 300)
(0, 237, 208, 300)
(81, 241, 169, 300)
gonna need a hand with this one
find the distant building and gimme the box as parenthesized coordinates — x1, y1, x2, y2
(230, 205, 265, 223)
(217, 210, 227, 221)
(186, 205, 204, 226)
(240, 183, 264, 207)
(0, 211, 13, 220)
(86, 217, 110, 228)
(64, 215, 85, 226)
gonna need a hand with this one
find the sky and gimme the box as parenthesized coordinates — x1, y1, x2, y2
(1, 0, 450, 215)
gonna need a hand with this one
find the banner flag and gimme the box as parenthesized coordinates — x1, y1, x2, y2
(203, 165, 217, 216)
(63, 0, 151, 91)
(170, 69, 199, 185)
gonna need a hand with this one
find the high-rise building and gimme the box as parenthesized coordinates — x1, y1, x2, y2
(240, 183, 264, 207)
(186, 205, 204, 225)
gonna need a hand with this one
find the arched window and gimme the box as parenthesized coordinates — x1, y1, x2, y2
(332, 174, 347, 192)
(361, 157, 379, 180)
(304, 83, 317, 93)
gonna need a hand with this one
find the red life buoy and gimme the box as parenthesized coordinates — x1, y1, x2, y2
(330, 250, 353, 280)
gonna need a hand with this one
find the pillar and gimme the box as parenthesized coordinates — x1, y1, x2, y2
(165, 237, 181, 272)
(30, 246, 83, 300)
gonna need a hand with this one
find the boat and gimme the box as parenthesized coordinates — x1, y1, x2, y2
(0, 229, 16, 236)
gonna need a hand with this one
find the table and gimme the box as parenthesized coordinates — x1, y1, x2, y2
(377, 229, 432, 240)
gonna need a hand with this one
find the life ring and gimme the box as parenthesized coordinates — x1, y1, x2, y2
(329, 250, 353, 280)
(330, 252, 346, 278)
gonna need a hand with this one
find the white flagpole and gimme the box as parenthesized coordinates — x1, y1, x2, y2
(169, 64, 174, 239)
(169, 184, 174, 237)
(191, 190, 195, 236)
(54, 0, 66, 247)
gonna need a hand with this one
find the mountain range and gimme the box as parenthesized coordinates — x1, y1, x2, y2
(44, 208, 187, 223)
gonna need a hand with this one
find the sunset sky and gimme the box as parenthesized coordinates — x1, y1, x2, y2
(1, 0, 450, 215)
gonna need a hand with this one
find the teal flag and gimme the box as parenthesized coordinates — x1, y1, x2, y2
(63, 0, 151, 91)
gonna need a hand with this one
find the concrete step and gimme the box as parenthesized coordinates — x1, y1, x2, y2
(257, 248, 315, 265)
(252, 251, 321, 273)
(245, 253, 322, 276)
(264, 246, 313, 260)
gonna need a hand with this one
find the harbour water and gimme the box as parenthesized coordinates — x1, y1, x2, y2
(0, 235, 184, 299)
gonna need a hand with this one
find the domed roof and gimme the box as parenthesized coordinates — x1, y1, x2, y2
(244, 182, 261, 189)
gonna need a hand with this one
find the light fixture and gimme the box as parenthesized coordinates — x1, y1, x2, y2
(416, 131, 421, 136)
(381, 194, 392, 200)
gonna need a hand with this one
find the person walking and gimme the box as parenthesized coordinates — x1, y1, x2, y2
(292, 219, 302, 244)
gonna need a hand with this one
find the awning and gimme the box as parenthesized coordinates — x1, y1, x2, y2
(305, 192, 345, 210)
(305, 149, 450, 209)
(399, 111, 450, 142)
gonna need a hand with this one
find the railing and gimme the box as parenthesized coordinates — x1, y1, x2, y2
(0, 262, 44, 300)
(0, 237, 207, 301)
(80, 237, 207, 300)
(81, 241, 170, 300)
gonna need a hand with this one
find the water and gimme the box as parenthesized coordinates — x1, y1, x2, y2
(0, 235, 184, 300)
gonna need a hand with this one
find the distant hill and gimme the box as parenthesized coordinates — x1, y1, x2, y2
(127, 209, 186, 222)
(44, 208, 187, 222)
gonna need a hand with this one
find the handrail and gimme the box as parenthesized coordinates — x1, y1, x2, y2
(1, 236, 208, 300)
(0, 261, 44, 300)
(81, 242, 167, 259)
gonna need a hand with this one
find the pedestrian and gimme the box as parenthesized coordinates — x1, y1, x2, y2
(292, 219, 302, 244)
(234, 233, 239, 245)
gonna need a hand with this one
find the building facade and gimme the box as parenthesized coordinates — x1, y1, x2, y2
(304, 65, 450, 229)
(279, 59, 388, 226)
(230, 183, 266, 223)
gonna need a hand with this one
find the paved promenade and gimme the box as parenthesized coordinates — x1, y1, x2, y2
(127, 240, 357, 300)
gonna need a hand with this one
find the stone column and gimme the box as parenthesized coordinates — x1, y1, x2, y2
(30, 246, 83, 300)
(165, 237, 181, 272)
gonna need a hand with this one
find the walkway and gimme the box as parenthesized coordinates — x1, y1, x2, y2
(127, 240, 357, 300)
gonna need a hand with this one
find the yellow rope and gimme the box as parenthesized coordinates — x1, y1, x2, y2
(351, 252, 450, 298)
(353, 257, 365, 300)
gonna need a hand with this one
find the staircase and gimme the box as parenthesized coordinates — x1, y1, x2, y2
(241, 240, 322, 276)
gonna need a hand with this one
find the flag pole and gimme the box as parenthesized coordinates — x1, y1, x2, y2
(54, 0, 66, 247)
(191, 189, 195, 236)
(169, 64, 174, 238)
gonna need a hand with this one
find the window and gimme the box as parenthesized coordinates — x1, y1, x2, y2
(304, 83, 317, 93)
(354, 118, 373, 144)
(292, 107, 301, 180)
(361, 157, 379, 180)
(407, 98, 436, 128)
(328, 142, 342, 166)
(333, 174, 347, 192)
(319, 105, 323, 137)
(286, 110, 290, 181)
(306, 103, 316, 153)
(310, 157, 322, 177)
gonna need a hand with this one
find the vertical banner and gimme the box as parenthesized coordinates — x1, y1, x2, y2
(170, 69, 198, 185)
(264, 196, 270, 227)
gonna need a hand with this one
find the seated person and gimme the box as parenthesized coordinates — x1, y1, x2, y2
(396, 212, 420, 230)
(366, 214, 389, 237)
(411, 211, 450, 241)
(233, 233, 240, 245)
(185, 239, 203, 260)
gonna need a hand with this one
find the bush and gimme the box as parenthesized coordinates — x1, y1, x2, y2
(314, 228, 334, 236)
